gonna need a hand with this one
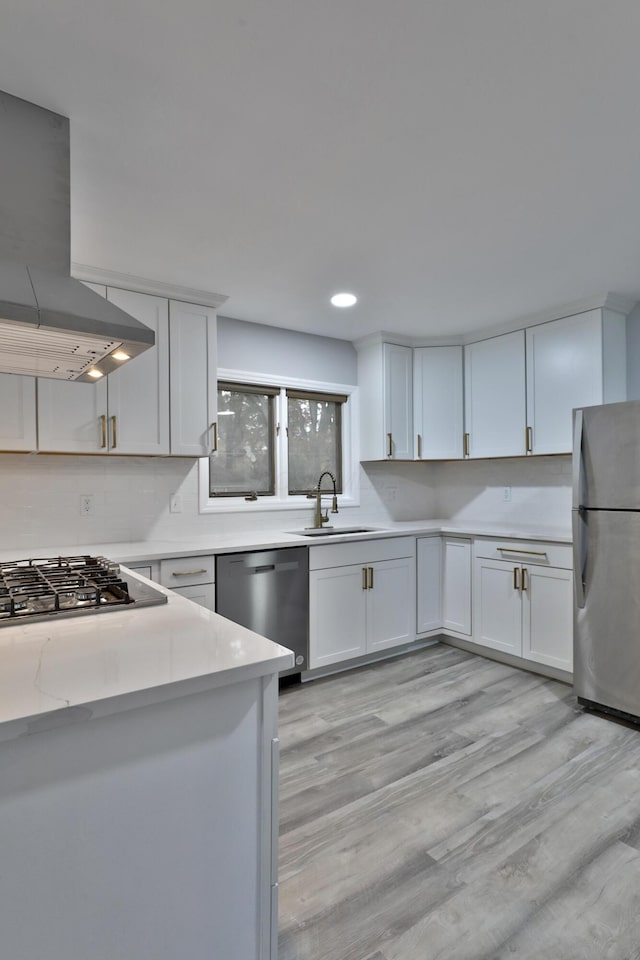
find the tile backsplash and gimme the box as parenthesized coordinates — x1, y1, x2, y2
(0, 452, 571, 552)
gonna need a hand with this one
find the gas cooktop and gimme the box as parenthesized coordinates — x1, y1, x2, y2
(0, 555, 167, 627)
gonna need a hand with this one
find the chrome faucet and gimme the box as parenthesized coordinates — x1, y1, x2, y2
(307, 471, 339, 529)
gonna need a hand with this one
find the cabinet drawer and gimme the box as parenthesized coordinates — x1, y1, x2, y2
(473, 538, 572, 569)
(159, 555, 215, 587)
(309, 536, 415, 571)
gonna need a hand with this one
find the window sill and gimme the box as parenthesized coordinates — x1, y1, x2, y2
(198, 494, 360, 516)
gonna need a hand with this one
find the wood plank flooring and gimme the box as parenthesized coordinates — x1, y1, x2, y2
(278, 644, 640, 960)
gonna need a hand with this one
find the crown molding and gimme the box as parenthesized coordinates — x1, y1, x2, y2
(356, 293, 638, 350)
(71, 263, 228, 310)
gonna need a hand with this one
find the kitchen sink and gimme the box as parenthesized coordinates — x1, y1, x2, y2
(289, 527, 383, 537)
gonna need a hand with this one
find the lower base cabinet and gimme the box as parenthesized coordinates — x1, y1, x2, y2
(127, 556, 216, 612)
(309, 537, 416, 670)
(472, 539, 573, 672)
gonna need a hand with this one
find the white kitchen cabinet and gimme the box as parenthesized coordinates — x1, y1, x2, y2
(172, 582, 216, 611)
(159, 555, 216, 612)
(442, 537, 472, 635)
(357, 340, 413, 460)
(413, 346, 463, 459)
(525, 308, 627, 455)
(169, 300, 218, 456)
(416, 535, 442, 633)
(522, 564, 573, 671)
(37, 286, 169, 455)
(0, 373, 37, 451)
(464, 331, 526, 458)
(472, 540, 573, 671)
(309, 537, 416, 669)
(106, 288, 169, 455)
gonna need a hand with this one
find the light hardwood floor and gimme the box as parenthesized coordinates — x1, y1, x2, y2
(278, 643, 640, 960)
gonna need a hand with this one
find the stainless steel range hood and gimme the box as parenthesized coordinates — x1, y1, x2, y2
(0, 91, 155, 382)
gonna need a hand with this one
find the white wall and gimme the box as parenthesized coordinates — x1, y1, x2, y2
(218, 316, 357, 384)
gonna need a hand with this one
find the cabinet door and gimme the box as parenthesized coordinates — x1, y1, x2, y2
(416, 536, 442, 633)
(413, 346, 463, 459)
(38, 379, 108, 453)
(522, 565, 573, 672)
(442, 537, 471, 635)
(526, 310, 603, 455)
(106, 288, 169, 455)
(172, 583, 216, 612)
(309, 566, 367, 669)
(464, 331, 526, 458)
(383, 343, 413, 459)
(169, 301, 217, 456)
(0, 374, 37, 451)
(367, 556, 415, 653)
(473, 558, 522, 655)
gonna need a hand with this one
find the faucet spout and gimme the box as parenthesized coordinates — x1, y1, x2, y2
(309, 471, 339, 528)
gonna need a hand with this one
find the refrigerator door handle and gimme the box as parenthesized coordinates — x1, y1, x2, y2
(572, 408, 583, 509)
(572, 508, 586, 609)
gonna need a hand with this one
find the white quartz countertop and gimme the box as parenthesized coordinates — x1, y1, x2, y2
(0, 570, 293, 741)
(0, 520, 572, 568)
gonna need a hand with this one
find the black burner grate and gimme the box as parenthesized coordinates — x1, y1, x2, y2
(0, 556, 133, 621)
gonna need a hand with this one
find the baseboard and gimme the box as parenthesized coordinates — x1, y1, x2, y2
(440, 634, 573, 686)
(301, 637, 439, 682)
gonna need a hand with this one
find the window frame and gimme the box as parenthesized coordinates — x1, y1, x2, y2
(199, 368, 359, 514)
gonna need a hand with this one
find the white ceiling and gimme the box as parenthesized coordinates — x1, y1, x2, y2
(1, 0, 639, 342)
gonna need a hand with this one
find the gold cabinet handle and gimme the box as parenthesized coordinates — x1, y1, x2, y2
(417, 434, 422, 459)
(521, 567, 528, 591)
(110, 415, 117, 449)
(513, 566, 521, 591)
(497, 548, 547, 557)
(526, 426, 533, 453)
(387, 432, 393, 458)
(99, 414, 107, 449)
(172, 569, 208, 578)
(463, 432, 470, 457)
(362, 567, 368, 591)
(211, 421, 218, 453)
(368, 566, 374, 590)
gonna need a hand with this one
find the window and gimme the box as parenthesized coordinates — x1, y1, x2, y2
(287, 390, 345, 495)
(200, 372, 358, 513)
(209, 383, 277, 497)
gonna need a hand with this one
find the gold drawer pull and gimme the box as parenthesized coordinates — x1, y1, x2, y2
(417, 434, 422, 459)
(362, 567, 368, 591)
(368, 566, 374, 590)
(526, 426, 533, 453)
(387, 432, 393, 457)
(522, 567, 528, 591)
(110, 415, 117, 449)
(99, 414, 107, 449)
(172, 569, 208, 578)
(497, 548, 547, 557)
(211, 421, 218, 452)
(513, 566, 520, 590)
(463, 432, 470, 457)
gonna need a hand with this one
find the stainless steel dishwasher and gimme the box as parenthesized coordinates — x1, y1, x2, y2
(215, 547, 309, 678)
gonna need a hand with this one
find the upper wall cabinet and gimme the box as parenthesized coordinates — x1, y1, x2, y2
(525, 308, 626, 455)
(413, 346, 463, 459)
(464, 331, 526, 458)
(0, 374, 37, 452)
(38, 286, 170, 455)
(169, 301, 217, 457)
(358, 342, 413, 460)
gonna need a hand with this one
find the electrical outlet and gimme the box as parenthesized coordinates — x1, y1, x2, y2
(503, 486, 512, 502)
(79, 494, 95, 517)
(170, 494, 182, 514)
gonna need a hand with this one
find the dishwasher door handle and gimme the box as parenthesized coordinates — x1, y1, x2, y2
(250, 564, 276, 574)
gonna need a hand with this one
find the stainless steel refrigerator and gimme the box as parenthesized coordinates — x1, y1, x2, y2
(573, 399, 640, 722)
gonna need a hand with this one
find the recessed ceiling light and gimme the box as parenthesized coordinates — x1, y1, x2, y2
(87, 368, 103, 378)
(330, 292, 357, 308)
(111, 350, 130, 362)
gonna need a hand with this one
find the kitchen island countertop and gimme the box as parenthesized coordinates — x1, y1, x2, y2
(0, 568, 293, 742)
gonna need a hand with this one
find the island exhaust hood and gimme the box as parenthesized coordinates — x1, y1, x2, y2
(0, 91, 155, 382)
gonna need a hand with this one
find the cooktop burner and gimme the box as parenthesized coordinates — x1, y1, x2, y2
(0, 556, 167, 626)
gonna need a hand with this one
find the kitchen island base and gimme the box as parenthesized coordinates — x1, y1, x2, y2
(0, 673, 279, 960)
